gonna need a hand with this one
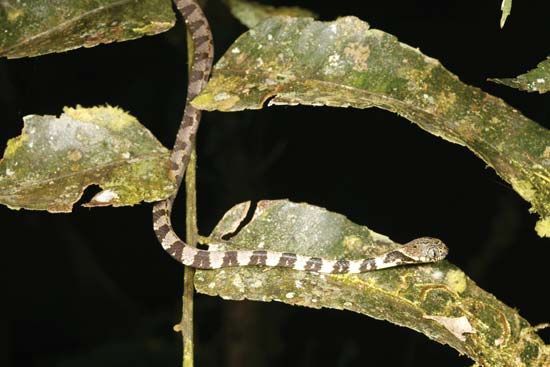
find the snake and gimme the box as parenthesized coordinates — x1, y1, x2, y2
(153, 0, 449, 274)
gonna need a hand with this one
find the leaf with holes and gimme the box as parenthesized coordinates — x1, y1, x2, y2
(195, 200, 549, 367)
(0, 106, 175, 212)
(0, 0, 175, 59)
(224, 0, 316, 29)
(489, 56, 550, 94)
(192, 16, 550, 238)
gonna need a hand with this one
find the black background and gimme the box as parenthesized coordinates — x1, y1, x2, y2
(1, 0, 549, 366)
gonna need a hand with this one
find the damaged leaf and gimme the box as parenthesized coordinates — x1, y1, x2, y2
(195, 200, 549, 367)
(0, 0, 175, 59)
(0, 105, 175, 212)
(192, 16, 550, 237)
(224, 0, 316, 28)
(489, 56, 550, 94)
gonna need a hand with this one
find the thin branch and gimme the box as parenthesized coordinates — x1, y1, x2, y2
(181, 148, 198, 367)
(178, 20, 200, 367)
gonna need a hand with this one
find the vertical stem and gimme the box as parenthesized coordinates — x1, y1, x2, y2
(179, 23, 199, 367)
(182, 149, 198, 367)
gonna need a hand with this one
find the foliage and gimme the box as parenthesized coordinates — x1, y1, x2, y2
(0, 1, 548, 366)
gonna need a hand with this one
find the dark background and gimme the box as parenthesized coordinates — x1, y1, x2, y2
(1, 0, 549, 366)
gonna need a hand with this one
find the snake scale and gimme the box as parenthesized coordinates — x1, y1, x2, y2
(152, 0, 449, 274)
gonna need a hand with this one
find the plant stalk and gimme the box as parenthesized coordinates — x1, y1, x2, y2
(179, 21, 199, 367)
(181, 149, 197, 367)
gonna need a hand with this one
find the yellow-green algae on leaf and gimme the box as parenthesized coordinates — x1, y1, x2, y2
(225, 0, 317, 29)
(535, 217, 550, 238)
(195, 200, 550, 367)
(0, 0, 175, 59)
(192, 16, 550, 237)
(0, 106, 175, 212)
(489, 56, 550, 94)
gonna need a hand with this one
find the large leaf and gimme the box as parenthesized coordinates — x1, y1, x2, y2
(192, 16, 550, 238)
(0, 0, 175, 59)
(0, 106, 175, 212)
(225, 0, 316, 28)
(489, 56, 550, 94)
(195, 200, 550, 367)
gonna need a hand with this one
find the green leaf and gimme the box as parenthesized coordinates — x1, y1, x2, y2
(489, 56, 550, 94)
(500, 0, 512, 28)
(0, 0, 175, 59)
(195, 200, 549, 367)
(192, 16, 550, 238)
(225, 0, 317, 28)
(0, 106, 175, 212)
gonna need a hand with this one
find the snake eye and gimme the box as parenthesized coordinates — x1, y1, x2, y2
(427, 247, 438, 259)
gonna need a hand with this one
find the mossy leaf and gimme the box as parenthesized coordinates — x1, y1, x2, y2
(500, 0, 512, 28)
(0, 106, 175, 212)
(195, 200, 550, 367)
(0, 0, 175, 59)
(489, 56, 550, 94)
(192, 16, 550, 238)
(224, 0, 316, 29)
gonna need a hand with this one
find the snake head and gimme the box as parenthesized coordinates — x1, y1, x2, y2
(401, 237, 448, 263)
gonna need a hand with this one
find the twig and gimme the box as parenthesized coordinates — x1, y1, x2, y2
(179, 20, 200, 367)
(180, 149, 198, 367)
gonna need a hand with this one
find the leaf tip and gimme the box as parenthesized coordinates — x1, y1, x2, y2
(499, 0, 512, 28)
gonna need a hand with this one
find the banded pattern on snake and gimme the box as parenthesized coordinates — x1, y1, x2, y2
(152, 0, 449, 274)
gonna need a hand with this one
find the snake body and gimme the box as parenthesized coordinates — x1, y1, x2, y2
(153, 0, 449, 274)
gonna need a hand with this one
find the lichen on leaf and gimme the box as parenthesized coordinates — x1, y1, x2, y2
(192, 16, 550, 237)
(195, 200, 549, 367)
(0, 106, 175, 212)
(0, 0, 175, 59)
